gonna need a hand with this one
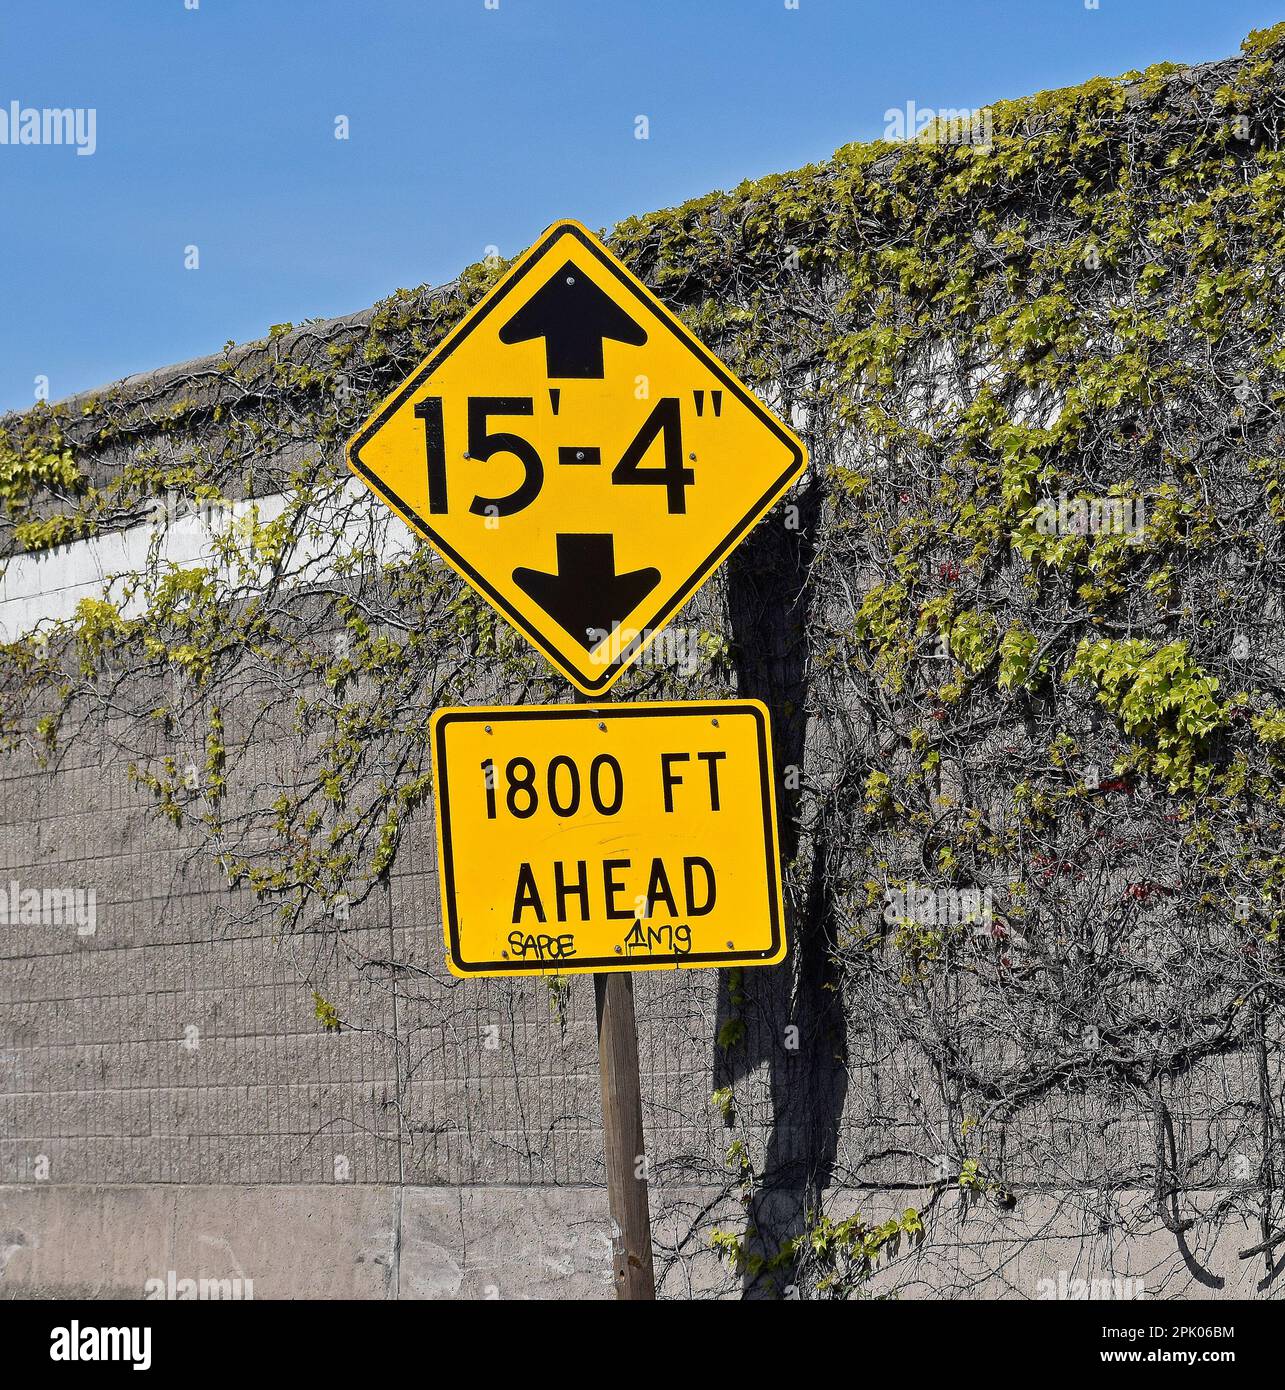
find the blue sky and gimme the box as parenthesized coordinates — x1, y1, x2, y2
(1, 0, 1281, 414)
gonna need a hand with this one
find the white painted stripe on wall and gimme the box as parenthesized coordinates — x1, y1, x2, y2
(0, 481, 417, 642)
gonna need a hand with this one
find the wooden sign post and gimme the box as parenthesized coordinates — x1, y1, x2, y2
(594, 969, 656, 1298)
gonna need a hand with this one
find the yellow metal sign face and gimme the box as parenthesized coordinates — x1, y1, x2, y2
(348, 219, 806, 694)
(430, 701, 786, 976)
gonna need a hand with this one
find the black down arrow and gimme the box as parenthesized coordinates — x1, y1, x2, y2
(513, 534, 660, 650)
(498, 261, 647, 378)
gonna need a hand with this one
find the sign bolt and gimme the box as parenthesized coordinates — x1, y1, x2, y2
(598, 721, 607, 731)
(484, 724, 492, 733)
(711, 718, 719, 727)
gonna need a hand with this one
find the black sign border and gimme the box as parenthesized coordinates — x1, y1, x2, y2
(432, 701, 785, 974)
(348, 221, 805, 694)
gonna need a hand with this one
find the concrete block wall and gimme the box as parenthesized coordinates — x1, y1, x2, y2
(1, 416, 1277, 1300)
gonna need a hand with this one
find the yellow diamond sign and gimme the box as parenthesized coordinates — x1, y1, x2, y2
(347, 219, 806, 694)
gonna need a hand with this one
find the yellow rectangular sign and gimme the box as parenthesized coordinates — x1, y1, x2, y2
(430, 700, 786, 976)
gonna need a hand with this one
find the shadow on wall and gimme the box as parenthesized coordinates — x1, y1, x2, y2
(718, 470, 849, 1297)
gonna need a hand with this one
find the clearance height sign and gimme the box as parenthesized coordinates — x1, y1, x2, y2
(430, 701, 785, 976)
(347, 218, 804, 695)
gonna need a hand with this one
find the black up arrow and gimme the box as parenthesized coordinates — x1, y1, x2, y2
(513, 534, 660, 649)
(499, 261, 647, 378)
